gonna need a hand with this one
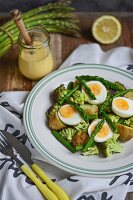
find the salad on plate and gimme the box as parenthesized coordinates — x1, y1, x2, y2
(46, 75, 133, 158)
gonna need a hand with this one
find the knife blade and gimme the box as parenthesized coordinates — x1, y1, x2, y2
(1, 130, 33, 165)
(0, 130, 70, 200)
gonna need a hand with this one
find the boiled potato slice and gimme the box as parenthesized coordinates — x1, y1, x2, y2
(124, 92, 133, 100)
(117, 123, 133, 142)
(81, 104, 98, 115)
(49, 112, 66, 130)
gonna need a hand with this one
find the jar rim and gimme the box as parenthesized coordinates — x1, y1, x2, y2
(18, 26, 50, 49)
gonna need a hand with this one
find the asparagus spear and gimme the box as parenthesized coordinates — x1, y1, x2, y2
(6, 12, 79, 32)
(112, 89, 133, 98)
(78, 75, 125, 91)
(99, 89, 133, 114)
(76, 76, 96, 100)
(0, 1, 80, 57)
(83, 118, 105, 152)
(66, 99, 98, 122)
(99, 94, 112, 114)
(59, 84, 80, 105)
(3, 1, 74, 28)
(0, 17, 80, 43)
(51, 130, 76, 153)
(101, 111, 118, 133)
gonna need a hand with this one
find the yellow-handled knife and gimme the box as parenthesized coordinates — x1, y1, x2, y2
(1, 130, 70, 200)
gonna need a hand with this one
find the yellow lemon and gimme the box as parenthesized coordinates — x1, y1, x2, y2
(92, 15, 122, 44)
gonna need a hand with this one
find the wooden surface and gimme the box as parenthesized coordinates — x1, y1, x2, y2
(0, 12, 133, 91)
(0, 12, 133, 200)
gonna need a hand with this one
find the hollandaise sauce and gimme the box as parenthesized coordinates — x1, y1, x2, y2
(19, 41, 53, 80)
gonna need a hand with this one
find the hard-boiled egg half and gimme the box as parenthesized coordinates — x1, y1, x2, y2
(82, 81, 107, 105)
(58, 104, 82, 125)
(88, 119, 113, 143)
(112, 97, 133, 118)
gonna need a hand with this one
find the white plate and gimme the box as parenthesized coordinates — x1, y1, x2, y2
(23, 64, 133, 177)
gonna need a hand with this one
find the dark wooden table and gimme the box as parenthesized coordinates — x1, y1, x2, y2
(0, 12, 133, 199)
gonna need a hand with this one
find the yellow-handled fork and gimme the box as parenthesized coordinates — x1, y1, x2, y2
(0, 134, 70, 200)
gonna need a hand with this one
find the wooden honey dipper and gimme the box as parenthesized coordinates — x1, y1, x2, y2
(10, 9, 32, 45)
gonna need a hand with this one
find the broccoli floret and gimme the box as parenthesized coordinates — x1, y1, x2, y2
(82, 145, 99, 156)
(125, 116, 133, 128)
(101, 134, 123, 157)
(59, 128, 77, 142)
(46, 103, 60, 119)
(52, 84, 68, 102)
(69, 90, 86, 105)
(108, 114, 120, 123)
(73, 120, 89, 132)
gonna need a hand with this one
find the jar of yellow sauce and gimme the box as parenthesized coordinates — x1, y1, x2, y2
(18, 26, 53, 80)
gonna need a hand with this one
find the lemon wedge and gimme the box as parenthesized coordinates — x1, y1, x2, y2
(92, 15, 122, 44)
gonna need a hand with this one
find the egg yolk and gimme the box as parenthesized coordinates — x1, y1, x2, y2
(91, 124, 109, 138)
(88, 83, 101, 96)
(59, 105, 77, 118)
(114, 99, 129, 110)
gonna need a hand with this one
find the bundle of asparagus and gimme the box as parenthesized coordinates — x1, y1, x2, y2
(0, 0, 80, 57)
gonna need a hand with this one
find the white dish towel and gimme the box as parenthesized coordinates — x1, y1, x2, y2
(0, 43, 133, 200)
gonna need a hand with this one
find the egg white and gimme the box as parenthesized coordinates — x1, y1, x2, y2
(58, 104, 82, 125)
(112, 97, 133, 118)
(88, 119, 113, 143)
(82, 81, 107, 105)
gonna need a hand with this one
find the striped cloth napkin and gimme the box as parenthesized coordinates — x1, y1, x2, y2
(0, 43, 133, 200)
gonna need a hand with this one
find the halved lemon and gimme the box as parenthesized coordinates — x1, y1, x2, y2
(92, 15, 122, 44)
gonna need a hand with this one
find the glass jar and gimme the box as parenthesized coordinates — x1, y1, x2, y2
(18, 26, 54, 80)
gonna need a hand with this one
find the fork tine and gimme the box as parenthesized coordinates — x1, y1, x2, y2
(0, 135, 14, 157)
(0, 131, 9, 146)
(0, 139, 5, 152)
(0, 139, 7, 147)
(0, 131, 7, 141)
(0, 143, 2, 151)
